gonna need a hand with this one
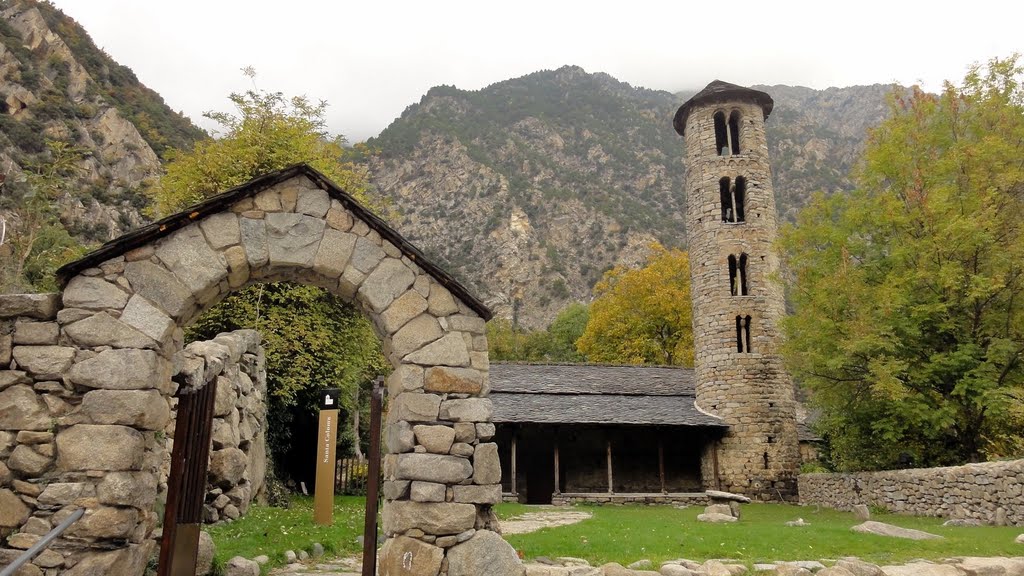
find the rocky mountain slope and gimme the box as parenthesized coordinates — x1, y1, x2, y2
(0, 0, 204, 243)
(368, 67, 894, 327)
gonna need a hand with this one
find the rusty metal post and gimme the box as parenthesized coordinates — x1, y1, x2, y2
(361, 377, 384, 576)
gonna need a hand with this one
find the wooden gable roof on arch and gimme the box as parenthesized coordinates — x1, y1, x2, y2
(55, 163, 492, 320)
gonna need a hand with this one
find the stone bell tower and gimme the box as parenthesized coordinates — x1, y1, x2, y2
(674, 81, 800, 499)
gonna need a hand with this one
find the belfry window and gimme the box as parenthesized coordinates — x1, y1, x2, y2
(736, 315, 752, 352)
(728, 111, 741, 154)
(719, 177, 747, 223)
(728, 254, 749, 296)
(714, 112, 728, 156)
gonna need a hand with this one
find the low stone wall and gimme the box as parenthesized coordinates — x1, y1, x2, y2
(166, 330, 268, 523)
(551, 493, 710, 506)
(799, 459, 1024, 526)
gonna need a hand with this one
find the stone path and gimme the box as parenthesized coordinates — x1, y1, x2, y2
(268, 508, 593, 575)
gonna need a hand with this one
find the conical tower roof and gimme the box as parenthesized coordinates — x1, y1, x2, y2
(673, 80, 774, 135)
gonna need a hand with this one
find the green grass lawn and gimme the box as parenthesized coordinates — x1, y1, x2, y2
(496, 502, 1023, 567)
(207, 498, 1021, 572)
(206, 496, 371, 572)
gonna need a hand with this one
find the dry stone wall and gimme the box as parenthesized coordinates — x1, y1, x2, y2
(679, 92, 800, 499)
(0, 169, 521, 575)
(799, 459, 1024, 526)
(166, 330, 268, 524)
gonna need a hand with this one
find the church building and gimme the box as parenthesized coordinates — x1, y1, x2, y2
(490, 81, 803, 504)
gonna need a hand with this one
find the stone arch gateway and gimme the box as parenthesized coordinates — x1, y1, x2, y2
(0, 164, 524, 575)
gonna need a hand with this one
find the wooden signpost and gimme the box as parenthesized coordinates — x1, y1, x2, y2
(314, 388, 340, 525)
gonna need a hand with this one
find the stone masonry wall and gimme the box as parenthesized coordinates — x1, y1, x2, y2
(799, 459, 1024, 526)
(165, 330, 268, 524)
(0, 170, 522, 575)
(681, 94, 801, 500)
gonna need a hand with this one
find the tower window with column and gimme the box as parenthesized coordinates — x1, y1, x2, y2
(719, 176, 746, 223)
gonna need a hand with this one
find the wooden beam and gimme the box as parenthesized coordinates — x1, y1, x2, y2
(511, 434, 518, 496)
(606, 440, 613, 494)
(658, 438, 666, 494)
(553, 440, 561, 495)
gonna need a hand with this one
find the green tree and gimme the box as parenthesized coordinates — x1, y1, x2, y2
(1, 140, 89, 292)
(781, 56, 1024, 471)
(486, 302, 590, 363)
(577, 244, 693, 365)
(151, 75, 388, 484)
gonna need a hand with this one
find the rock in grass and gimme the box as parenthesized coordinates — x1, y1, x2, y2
(850, 520, 942, 540)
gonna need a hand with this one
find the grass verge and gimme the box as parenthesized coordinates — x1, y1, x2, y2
(496, 502, 1023, 567)
(205, 495, 371, 573)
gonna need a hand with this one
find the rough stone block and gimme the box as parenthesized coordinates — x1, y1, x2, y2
(427, 283, 459, 317)
(382, 501, 476, 535)
(446, 530, 524, 576)
(385, 365, 424, 396)
(0, 293, 60, 319)
(57, 424, 145, 471)
(379, 536, 444, 576)
(296, 187, 331, 217)
(440, 398, 493, 423)
(391, 315, 443, 358)
(62, 276, 129, 311)
(155, 226, 228, 295)
(0, 488, 30, 528)
(7, 444, 52, 475)
(413, 425, 456, 454)
(12, 321, 58, 345)
(313, 228, 356, 279)
(350, 236, 385, 273)
(386, 421, 415, 454)
(405, 333, 471, 367)
(199, 212, 241, 250)
(266, 213, 325, 268)
(473, 443, 501, 485)
(79, 389, 170, 430)
(396, 453, 473, 484)
(0, 385, 50, 431)
(64, 312, 158, 349)
(239, 217, 269, 269)
(380, 290, 429, 335)
(209, 447, 247, 486)
(424, 366, 483, 394)
(453, 484, 502, 505)
(37, 482, 92, 506)
(359, 258, 416, 313)
(388, 393, 442, 425)
(68, 506, 138, 539)
(382, 480, 410, 501)
(12, 345, 75, 379)
(124, 260, 195, 319)
(69, 349, 171, 391)
(120, 295, 175, 343)
(410, 481, 447, 503)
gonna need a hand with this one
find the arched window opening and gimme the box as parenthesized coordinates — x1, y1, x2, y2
(728, 111, 741, 154)
(714, 111, 729, 156)
(720, 178, 732, 222)
(728, 255, 738, 296)
(735, 177, 746, 222)
(736, 315, 752, 352)
(720, 177, 747, 223)
(738, 253, 748, 295)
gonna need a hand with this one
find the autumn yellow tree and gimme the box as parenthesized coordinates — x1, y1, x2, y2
(577, 245, 693, 365)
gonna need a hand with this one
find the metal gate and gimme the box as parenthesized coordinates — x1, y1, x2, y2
(158, 380, 217, 576)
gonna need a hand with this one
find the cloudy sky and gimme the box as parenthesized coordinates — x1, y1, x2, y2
(50, 0, 1024, 142)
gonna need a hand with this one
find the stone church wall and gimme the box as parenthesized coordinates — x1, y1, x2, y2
(799, 459, 1024, 526)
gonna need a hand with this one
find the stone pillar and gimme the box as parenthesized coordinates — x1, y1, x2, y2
(675, 82, 801, 500)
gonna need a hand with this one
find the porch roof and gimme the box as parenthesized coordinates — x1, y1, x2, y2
(489, 363, 726, 427)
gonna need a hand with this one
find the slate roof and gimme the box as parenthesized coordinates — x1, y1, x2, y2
(674, 80, 774, 136)
(55, 164, 491, 320)
(489, 363, 726, 427)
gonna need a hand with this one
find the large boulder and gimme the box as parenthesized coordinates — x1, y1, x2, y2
(379, 536, 444, 576)
(446, 530, 524, 576)
(851, 521, 942, 540)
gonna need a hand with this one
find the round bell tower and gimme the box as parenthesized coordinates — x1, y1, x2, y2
(675, 81, 800, 499)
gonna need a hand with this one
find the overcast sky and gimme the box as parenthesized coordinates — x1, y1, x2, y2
(49, 0, 1024, 142)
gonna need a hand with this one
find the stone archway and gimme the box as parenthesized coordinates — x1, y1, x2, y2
(0, 164, 524, 575)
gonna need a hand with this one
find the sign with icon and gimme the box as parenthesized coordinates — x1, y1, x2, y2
(314, 388, 341, 525)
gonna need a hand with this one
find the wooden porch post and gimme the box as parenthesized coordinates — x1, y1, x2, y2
(510, 433, 518, 496)
(553, 440, 561, 495)
(658, 437, 666, 494)
(606, 439, 613, 494)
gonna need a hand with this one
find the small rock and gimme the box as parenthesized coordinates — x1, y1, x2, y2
(777, 560, 826, 571)
(660, 565, 698, 576)
(224, 556, 260, 576)
(311, 543, 324, 558)
(833, 558, 885, 576)
(284, 550, 297, 563)
(1016, 533, 1024, 544)
(994, 507, 1008, 526)
(253, 555, 270, 565)
(697, 512, 737, 523)
(627, 559, 653, 570)
(774, 566, 813, 576)
(298, 550, 309, 561)
(785, 518, 810, 527)
(852, 504, 870, 521)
